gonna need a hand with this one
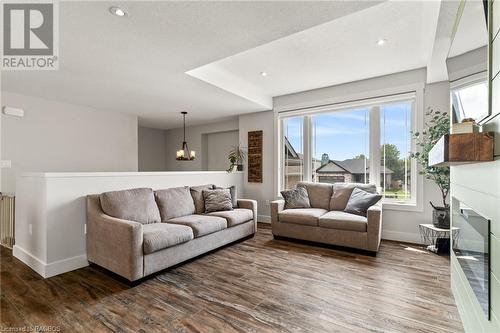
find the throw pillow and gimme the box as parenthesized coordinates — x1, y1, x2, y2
(344, 187, 382, 216)
(330, 183, 377, 211)
(190, 184, 215, 214)
(214, 185, 237, 207)
(203, 189, 234, 213)
(280, 187, 311, 209)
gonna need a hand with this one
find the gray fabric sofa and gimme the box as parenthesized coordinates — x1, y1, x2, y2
(86, 186, 257, 281)
(271, 182, 382, 253)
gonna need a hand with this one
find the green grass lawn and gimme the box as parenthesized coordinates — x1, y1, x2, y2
(383, 188, 410, 199)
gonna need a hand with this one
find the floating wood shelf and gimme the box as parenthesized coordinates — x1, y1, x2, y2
(428, 132, 495, 167)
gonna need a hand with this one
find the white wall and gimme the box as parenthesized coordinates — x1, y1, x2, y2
(0, 88, 2, 191)
(138, 126, 167, 171)
(204, 130, 239, 171)
(380, 81, 450, 243)
(1, 92, 139, 194)
(164, 117, 239, 171)
(274, 68, 427, 112)
(447, 46, 487, 82)
(271, 69, 447, 243)
(238, 111, 275, 221)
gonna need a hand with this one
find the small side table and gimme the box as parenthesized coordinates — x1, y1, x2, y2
(418, 224, 460, 254)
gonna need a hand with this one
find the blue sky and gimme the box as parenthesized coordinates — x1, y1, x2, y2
(284, 102, 411, 161)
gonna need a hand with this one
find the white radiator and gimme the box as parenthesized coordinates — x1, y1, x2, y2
(0, 194, 15, 248)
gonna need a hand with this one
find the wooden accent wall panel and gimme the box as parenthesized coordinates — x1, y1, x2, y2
(248, 130, 263, 183)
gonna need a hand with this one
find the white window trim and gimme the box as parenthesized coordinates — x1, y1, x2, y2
(274, 86, 425, 212)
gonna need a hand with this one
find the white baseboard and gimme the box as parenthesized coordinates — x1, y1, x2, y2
(382, 230, 422, 244)
(13, 245, 47, 277)
(13, 245, 88, 278)
(44, 254, 89, 278)
(258, 215, 271, 223)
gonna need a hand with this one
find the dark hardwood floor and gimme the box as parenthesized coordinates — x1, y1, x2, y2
(1, 224, 463, 333)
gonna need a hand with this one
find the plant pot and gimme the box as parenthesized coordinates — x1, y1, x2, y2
(432, 205, 450, 229)
(237, 164, 243, 171)
(227, 165, 238, 173)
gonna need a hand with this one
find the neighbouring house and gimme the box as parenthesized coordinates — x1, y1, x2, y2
(283, 138, 393, 188)
(315, 158, 393, 186)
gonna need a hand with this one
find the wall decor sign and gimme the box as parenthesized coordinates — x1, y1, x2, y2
(248, 130, 263, 183)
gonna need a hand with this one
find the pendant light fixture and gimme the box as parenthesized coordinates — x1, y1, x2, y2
(176, 111, 196, 160)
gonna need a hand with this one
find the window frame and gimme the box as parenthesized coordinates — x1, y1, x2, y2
(450, 71, 488, 123)
(280, 116, 305, 190)
(275, 89, 424, 212)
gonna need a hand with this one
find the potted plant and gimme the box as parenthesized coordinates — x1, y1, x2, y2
(226, 145, 246, 173)
(410, 108, 450, 228)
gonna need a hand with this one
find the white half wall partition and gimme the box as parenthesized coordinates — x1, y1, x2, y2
(14, 171, 244, 278)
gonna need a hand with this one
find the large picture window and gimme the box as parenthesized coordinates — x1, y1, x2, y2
(282, 116, 304, 190)
(451, 75, 488, 123)
(312, 108, 370, 185)
(380, 101, 413, 202)
(278, 94, 417, 205)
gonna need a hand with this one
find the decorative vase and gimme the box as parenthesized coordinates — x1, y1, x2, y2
(432, 205, 450, 229)
(237, 164, 243, 171)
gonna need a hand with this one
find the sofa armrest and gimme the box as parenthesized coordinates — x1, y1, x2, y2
(237, 199, 258, 231)
(86, 195, 144, 281)
(271, 199, 285, 224)
(366, 202, 382, 252)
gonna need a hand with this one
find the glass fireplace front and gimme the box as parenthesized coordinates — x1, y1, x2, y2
(452, 197, 490, 318)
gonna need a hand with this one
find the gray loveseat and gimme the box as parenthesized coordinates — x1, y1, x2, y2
(86, 185, 257, 281)
(271, 182, 382, 253)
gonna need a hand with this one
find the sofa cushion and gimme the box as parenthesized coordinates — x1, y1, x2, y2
(278, 208, 327, 226)
(318, 211, 367, 232)
(345, 188, 382, 216)
(214, 185, 237, 208)
(208, 208, 253, 227)
(190, 184, 215, 214)
(100, 188, 160, 224)
(203, 189, 233, 213)
(143, 223, 194, 254)
(155, 187, 195, 221)
(330, 183, 377, 211)
(281, 187, 311, 209)
(297, 182, 333, 210)
(167, 215, 227, 238)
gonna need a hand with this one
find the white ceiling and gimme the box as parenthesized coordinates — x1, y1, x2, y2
(2, 1, 382, 129)
(188, 0, 441, 107)
(2, 1, 465, 129)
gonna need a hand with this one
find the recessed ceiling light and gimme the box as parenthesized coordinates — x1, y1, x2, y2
(260, 71, 268, 77)
(377, 39, 387, 46)
(109, 6, 127, 17)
